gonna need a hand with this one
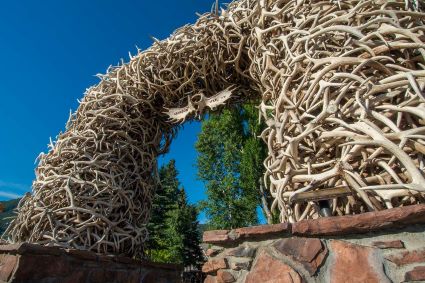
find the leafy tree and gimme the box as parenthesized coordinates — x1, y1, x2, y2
(196, 104, 272, 229)
(240, 104, 276, 224)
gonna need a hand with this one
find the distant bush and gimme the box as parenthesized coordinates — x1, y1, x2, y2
(0, 199, 20, 235)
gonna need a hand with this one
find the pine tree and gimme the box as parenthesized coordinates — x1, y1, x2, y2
(175, 190, 204, 268)
(147, 160, 203, 267)
(147, 160, 180, 262)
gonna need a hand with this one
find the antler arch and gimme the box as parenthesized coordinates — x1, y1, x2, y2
(7, 0, 425, 257)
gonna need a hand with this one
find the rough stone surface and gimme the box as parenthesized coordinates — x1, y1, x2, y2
(230, 258, 252, 271)
(206, 248, 223, 257)
(204, 275, 217, 283)
(233, 223, 290, 240)
(226, 245, 256, 258)
(372, 240, 404, 249)
(245, 251, 302, 283)
(386, 249, 425, 266)
(203, 230, 230, 244)
(292, 204, 425, 236)
(66, 248, 98, 261)
(330, 240, 390, 283)
(404, 266, 425, 282)
(202, 258, 228, 274)
(202, 206, 425, 283)
(203, 223, 290, 244)
(0, 243, 181, 283)
(274, 237, 327, 275)
(0, 254, 18, 282)
(203, 205, 425, 245)
(217, 270, 235, 283)
(17, 242, 63, 256)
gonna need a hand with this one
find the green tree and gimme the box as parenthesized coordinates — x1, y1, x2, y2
(240, 104, 275, 224)
(147, 160, 203, 267)
(147, 160, 180, 261)
(175, 190, 204, 268)
(196, 104, 271, 229)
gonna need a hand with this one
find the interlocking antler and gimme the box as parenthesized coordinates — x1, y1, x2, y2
(6, 0, 425, 257)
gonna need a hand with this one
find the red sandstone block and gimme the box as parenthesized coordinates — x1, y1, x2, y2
(371, 240, 404, 249)
(273, 237, 327, 276)
(233, 223, 290, 239)
(89, 269, 125, 282)
(245, 251, 302, 283)
(66, 248, 98, 261)
(217, 270, 235, 283)
(18, 243, 63, 256)
(0, 243, 182, 283)
(202, 258, 228, 274)
(61, 270, 86, 283)
(0, 254, 18, 282)
(203, 230, 230, 244)
(404, 266, 425, 282)
(386, 249, 425, 266)
(330, 240, 390, 283)
(292, 204, 425, 236)
(203, 223, 290, 244)
(0, 243, 23, 253)
(113, 255, 139, 265)
(97, 254, 114, 262)
(205, 275, 217, 283)
(203, 205, 425, 244)
(15, 254, 71, 280)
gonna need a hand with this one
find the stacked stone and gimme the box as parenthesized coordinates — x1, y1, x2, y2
(202, 205, 425, 283)
(0, 243, 182, 283)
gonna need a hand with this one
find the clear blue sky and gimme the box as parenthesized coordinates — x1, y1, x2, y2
(0, 0, 218, 200)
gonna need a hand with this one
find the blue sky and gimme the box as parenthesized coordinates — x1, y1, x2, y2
(0, 0, 217, 201)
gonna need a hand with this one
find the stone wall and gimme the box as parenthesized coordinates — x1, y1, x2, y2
(202, 204, 425, 283)
(0, 243, 182, 283)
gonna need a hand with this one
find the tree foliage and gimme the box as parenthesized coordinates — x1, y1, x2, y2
(239, 104, 275, 224)
(175, 190, 204, 267)
(147, 160, 203, 267)
(196, 103, 273, 229)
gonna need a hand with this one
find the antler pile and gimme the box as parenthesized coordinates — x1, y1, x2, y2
(257, 0, 425, 222)
(7, 0, 425, 257)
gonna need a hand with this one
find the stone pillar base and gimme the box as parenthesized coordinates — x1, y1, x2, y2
(0, 243, 182, 283)
(202, 204, 425, 283)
